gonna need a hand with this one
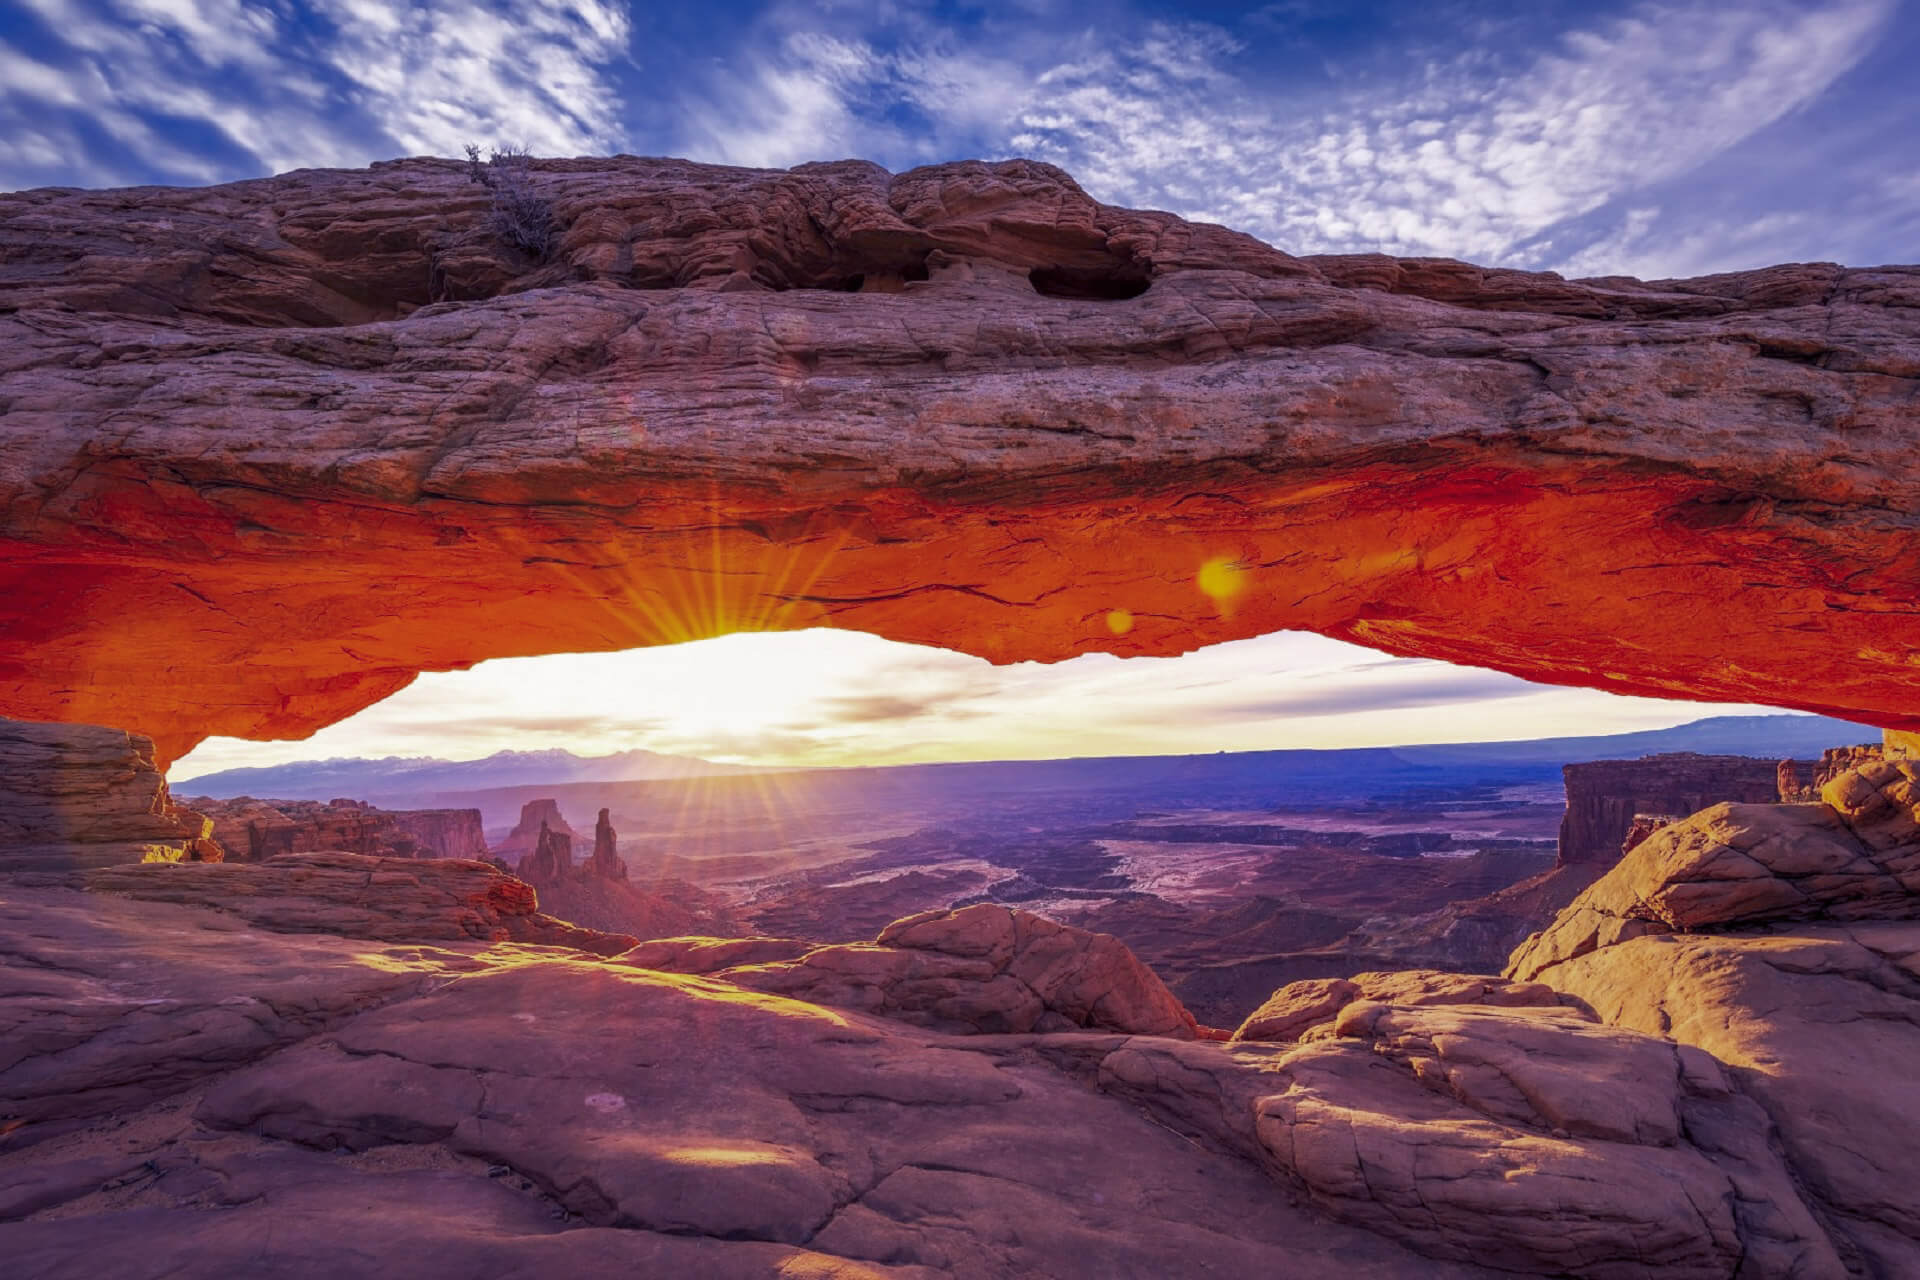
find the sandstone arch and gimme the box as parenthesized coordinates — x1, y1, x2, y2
(1, 156, 1916, 765)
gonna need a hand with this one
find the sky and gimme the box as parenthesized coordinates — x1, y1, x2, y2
(1, 0, 1909, 777)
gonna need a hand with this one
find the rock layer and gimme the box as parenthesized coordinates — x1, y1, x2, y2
(55, 851, 636, 955)
(3, 157, 1919, 760)
(180, 794, 489, 861)
(1506, 760, 1920, 1273)
(720, 904, 1200, 1037)
(0, 717, 220, 869)
(1557, 752, 1803, 865)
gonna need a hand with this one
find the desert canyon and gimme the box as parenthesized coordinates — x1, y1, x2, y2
(3, 155, 1920, 1279)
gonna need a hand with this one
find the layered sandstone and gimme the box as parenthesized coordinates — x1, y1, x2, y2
(65, 851, 635, 955)
(494, 799, 576, 860)
(1503, 758, 1920, 1273)
(589, 807, 628, 881)
(720, 904, 1200, 1037)
(1229, 969, 1572, 1043)
(2, 158, 1918, 761)
(0, 717, 220, 870)
(1557, 752, 1801, 865)
(181, 794, 488, 861)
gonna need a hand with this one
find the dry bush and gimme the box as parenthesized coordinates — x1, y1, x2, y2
(464, 143, 555, 261)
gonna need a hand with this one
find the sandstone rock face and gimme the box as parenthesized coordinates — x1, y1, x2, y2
(1779, 743, 1885, 801)
(181, 794, 487, 861)
(3, 158, 1919, 760)
(0, 717, 219, 870)
(1230, 969, 1571, 1043)
(58, 851, 635, 955)
(589, 807, 627, 881)
(1245, 1002, 1843, 1279)
(722, 904, 1199, 1037)
(392, 807, 489, 859)
(1557, 752, 1799, 865)
(1507, 761, 1920, 1274)
(515, 821, 573, 887)
(1510, 791, 1920, 981)
(495, 799, 576, 860)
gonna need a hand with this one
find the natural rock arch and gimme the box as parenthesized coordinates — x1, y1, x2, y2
(2, 156, 1916, 765)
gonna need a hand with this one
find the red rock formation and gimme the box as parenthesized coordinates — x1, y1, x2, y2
(1230, 970, 1573, 1043)
(390, 808, 488, 860)
(74, 851, 634, 955)
(589, 807, 627, 881)
(722, 903, 1199, 1037)
(1556, 753, 1804, 865)
(184, 795, 488, 861)
(514, 820, 572, 887)
(2, 158, 1918, 763)
(493, 799, 576, 859)
(0, 717, 223, 870)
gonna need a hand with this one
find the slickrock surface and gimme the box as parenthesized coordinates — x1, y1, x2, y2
(719, 903, 1200, 1037)
(1507, 758, 1920, 1274)
(621, 934, 812, 973)
(0, 717, 219, 870)
(0, 880, 1491, 1280)
(1230, 968, 1572, 1043)
(12, 761, 1920, 1276)
(3, 157, 1919, 761)
(61, 851, 636, 955)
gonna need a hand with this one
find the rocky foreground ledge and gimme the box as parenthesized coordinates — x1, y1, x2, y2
(4, 753, 1920, 1277)
(4, 156, 1919, 760)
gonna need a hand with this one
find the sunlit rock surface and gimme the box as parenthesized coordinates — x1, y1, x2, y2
(716, 903, 1200, 1037)
(9, 766, 1920, 1276)
(3, 157, 1919, 761)
(1507, 759, 1920, 1274)
(0, 874, 1485, 1279)
(31, 850, 636, 956)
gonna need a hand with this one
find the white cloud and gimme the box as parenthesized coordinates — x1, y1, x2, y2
(0, 0, 633, 190)
(173, 629, 1801, 779)
(311, 0, 633, 157)
(1009, 0, 1894, 263)
(670, 0, 1893, 275)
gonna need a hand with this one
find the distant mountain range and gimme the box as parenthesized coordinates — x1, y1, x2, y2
(175, 745, 752, 804)
(175, 713, 1877, 809)
(1389, 714, 1878, 766)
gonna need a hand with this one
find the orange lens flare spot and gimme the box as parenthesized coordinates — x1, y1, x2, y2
(1105, 608, 1134, 635)
(1195, 557, 1249, 610)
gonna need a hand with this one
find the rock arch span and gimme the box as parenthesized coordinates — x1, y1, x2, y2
(1, 156, 1916, 765)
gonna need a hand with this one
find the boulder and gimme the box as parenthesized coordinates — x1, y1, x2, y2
(722, 904, 1198, 1037)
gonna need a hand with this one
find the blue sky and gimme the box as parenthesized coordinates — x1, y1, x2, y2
(2, 1, 1907, 774)
(4, 0, 1915, 276)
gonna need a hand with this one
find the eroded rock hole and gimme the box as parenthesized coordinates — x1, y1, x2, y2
(1029, 264, 1152, 300)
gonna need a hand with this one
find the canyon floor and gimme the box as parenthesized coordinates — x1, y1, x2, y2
(8, 737, 1920, 1276)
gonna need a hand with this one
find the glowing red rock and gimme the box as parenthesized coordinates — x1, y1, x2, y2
(2, 156, 1916, 764)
